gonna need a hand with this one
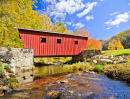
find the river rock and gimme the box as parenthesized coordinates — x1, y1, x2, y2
(88, 71, 96, 75)
(91, 55, 99, 60)
(109, 55, 113, 59)
(0, 87, 4, 96)
(93, 60, 97, 64)
(3, 86, 12, 94)
(45, 90, 63, 99)
(115, 56, 124, 61)
(60, 79, 68, 83)
(2, 73, 10, 79)
(113, 60, 127, 64)
(97, 59, 112, 64)
(100, 56, 109, 59)
(82, 70, 89, 73)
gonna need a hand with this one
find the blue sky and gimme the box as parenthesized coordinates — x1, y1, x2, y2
(33, 0, 130, 40)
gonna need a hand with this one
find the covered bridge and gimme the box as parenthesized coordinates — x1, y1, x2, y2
(16, 27, 88, 57)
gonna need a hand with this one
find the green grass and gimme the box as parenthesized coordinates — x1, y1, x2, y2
(102, 49, 130, 57)
(103, 63, 130, 80)
(64, 62, 94, 71)
(93, 64, 104, 72)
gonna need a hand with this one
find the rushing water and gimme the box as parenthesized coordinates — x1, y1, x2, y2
(1, 65, 130, 99)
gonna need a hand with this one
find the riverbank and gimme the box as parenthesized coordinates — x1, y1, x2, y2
(0, 51, 130, 98)
(1, 71, 130, 99)
(62, 55, 130, 83)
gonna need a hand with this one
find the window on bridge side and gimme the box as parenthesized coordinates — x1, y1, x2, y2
(41, 38, 46, 43)
(75, 41, 78, 45)
(57, 39, 61, 44)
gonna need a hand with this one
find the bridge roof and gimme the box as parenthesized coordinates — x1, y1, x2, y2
(15, 27, 88, 38)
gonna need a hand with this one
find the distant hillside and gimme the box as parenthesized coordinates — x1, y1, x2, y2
(102, 29, 130, 50)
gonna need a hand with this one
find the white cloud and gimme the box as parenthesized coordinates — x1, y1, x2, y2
(55, 0, 85, 14)
(85, 15, 94, 20)
(128, 11, 130, 13)
(77, 2, 97, 18)
(110, 12, 119, 16)
(66, 22, 72, 25)
(44, 0, 53, 2)
(73, 23, 84, 28)
(42, 0, 86, 21)
(105, 12, 129, 26)
(129, 3, 130, 6)
(106, 27, 111, 30)
(100, 0, 103, 1)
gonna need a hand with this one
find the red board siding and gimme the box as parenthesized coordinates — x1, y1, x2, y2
(19, 29, 88, 57)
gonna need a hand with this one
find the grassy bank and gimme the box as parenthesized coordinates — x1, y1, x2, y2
(64, 59, 130, 83)
(63, 62, 105, 73)
(102, 49, 130, 57)
(103, 63, 130, 81)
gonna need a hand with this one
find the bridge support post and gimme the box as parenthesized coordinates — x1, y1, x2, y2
(72, 50, 101, 63)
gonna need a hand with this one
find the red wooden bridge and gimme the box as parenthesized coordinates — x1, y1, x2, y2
(16, 27, 88, 57)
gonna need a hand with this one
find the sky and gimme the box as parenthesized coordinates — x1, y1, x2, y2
(33, 0, 130, 40)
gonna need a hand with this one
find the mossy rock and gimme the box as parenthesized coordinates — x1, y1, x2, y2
(45, 90, 63, 99)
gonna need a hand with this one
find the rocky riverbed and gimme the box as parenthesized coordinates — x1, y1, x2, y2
(1, 71, 130, 99)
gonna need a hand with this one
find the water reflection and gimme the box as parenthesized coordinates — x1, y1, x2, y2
(33, 65, 71, 79)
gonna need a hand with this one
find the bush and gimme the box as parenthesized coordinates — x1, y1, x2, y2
(0, 63, 9, 73)
(4, 77, 19, 89)
(93, 64, 104, 72)
(72, 63, 80, 71)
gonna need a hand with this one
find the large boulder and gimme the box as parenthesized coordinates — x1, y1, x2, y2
(97, 59, 112, 64)
(113, 56, 127, 64)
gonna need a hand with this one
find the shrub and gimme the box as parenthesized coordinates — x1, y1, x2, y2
(4, 77, 19, 89)
(0, 63, 9, 73)
(72, 63, 80, 71)
(93, 64, 104, 72)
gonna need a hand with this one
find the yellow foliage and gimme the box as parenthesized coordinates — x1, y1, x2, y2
(108, 40, 124, 50)
(108, 42, 115, 50)
(115, 41, 124, 50)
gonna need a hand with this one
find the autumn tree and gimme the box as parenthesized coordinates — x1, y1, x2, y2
(108, 40, 124, 50)
(86, 38, 102, 50)
(115, 41, 124, 50)
(0, 0, 39, 47)
(78, 29, 89, 36)
(55, 22, 66, 33)
(108, 42, 115, 50)
(0, 0, 57, 47)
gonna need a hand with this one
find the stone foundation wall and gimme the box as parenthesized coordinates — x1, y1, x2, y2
(72, 50, 101, 63)
(0, 47, 34, 84)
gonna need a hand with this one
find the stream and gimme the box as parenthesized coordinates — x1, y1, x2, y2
(1, 65, 130, 99)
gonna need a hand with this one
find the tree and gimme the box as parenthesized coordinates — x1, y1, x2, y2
(0, 0, 38, 48)
(55, 22, 66, 33)
(108, 40, 124, 50)
(74, 27, 79, 35)
(115, 41, 124, 50)
(108, 42, 115, 50)
(86, 38, 102, 50)
(78, 29, 89, 36)
(73, 28, 89, 36)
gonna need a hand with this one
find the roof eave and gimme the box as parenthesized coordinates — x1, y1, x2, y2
(15, 27, 88, 38)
